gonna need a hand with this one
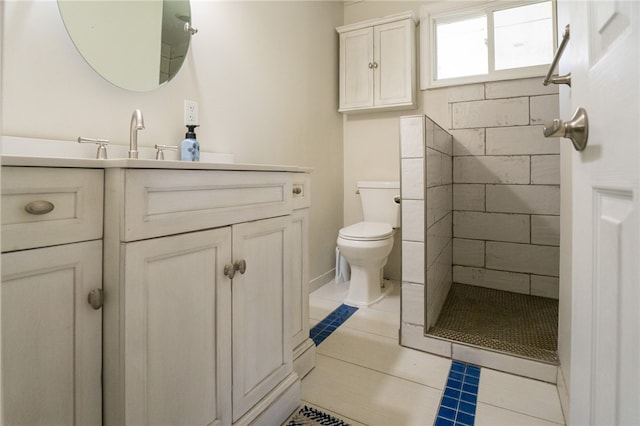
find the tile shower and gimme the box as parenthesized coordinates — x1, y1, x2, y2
(399, 77, 561, 379)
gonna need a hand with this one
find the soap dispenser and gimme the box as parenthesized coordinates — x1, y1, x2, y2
(181, 125, 200, 162)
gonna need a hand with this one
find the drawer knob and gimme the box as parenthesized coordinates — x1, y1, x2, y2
(24, 200, 55, 215)
(87, 289, 104, 310)
(293, 187, 302, 195)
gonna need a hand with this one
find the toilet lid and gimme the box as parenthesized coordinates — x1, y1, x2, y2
(339, 222, 393, 241)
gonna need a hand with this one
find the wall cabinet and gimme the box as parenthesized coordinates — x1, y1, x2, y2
(337, 11, 417, 113)
(1, 167, 104, 425)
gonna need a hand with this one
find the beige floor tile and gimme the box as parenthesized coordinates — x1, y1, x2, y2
(310, 280, 350, 302)
(309, 297, 342, 323)
(475, 402, 565, 425)
(302, 355, 441, 426)
(477, 368, 564, 424)
(343, 305, 399, 338)
(317, 326, 450, 390)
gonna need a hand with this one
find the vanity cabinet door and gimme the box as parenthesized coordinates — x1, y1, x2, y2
(122, 228, 232, 426)
(231, 216, 293, 421)
(1, 240, 102, 426)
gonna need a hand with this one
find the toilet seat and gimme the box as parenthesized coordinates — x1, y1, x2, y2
(339, 222, 393, 241)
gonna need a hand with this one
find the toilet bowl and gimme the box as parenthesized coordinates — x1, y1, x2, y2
(337, 181, 400, 307)
(338, 222, 395, 307)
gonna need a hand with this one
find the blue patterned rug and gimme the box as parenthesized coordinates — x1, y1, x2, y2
(287, 405, 350, 426)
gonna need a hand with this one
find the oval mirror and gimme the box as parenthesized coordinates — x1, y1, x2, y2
(57, 0, 194, 92)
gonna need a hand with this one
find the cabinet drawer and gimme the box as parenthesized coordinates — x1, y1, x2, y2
(291, 173, 311, 210)
(2, 167, 104, 252)
(117, 169, 292, 241)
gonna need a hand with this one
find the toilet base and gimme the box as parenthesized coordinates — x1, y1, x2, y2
(343, 268, 392, 308)
(344, 284, 392, 308)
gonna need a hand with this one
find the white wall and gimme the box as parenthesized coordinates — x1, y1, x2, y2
(1, 0, 344, 283)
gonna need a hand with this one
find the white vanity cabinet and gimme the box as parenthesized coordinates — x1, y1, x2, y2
(337, 11, 417, 113)
(1, 166, 104, 426)
(290, 176, 315, 379)
(103, 168, 305, 426)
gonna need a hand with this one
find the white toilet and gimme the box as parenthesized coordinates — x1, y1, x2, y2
(337, 181, 400, 307)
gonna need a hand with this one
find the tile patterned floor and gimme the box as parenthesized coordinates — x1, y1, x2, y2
(301, 280, 566, 426)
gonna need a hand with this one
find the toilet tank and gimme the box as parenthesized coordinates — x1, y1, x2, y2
(358, 181, 401, 227)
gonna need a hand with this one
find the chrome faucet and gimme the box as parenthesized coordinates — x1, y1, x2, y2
(129, 109, 145, 159)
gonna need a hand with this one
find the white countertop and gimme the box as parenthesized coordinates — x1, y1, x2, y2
(1, 136, 311, 173)
(1, 155, 310, 173)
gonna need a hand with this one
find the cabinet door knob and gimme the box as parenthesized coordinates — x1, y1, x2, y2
(293, 186, 302, 195)
(372, 62, 378, 68)
(234, 259, 247, 275)
(368, 62, 373, 69)
(87, 288, 104, 310)
(224, 263, 236, 279)
(24, 200, 55, 215)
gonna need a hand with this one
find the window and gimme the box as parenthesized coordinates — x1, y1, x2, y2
(424, 1, 555, 88)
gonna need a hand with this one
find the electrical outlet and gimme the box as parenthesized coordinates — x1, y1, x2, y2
(184, 100, 199, 126)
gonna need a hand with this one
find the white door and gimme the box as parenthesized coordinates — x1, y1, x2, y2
(1, 240, 102, 425)
(231, 216, 293, 421)
(122, 228, 232, 426)
(567, 2, 639, 424)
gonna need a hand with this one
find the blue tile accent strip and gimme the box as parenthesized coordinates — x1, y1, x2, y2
(434, 361, 481, 426)
(309, 304, 358, 346)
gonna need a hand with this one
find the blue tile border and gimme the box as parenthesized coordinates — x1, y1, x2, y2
(309, 304, 358, 346)
(434, 361, 481, 426)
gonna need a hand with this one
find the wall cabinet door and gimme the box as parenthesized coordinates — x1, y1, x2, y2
(339, 27, 374, 111)
(374, 19, 415, 108)
(1, 240, 102, 426)
(231, 216, 293, 421)
(122, 228, 232, 426)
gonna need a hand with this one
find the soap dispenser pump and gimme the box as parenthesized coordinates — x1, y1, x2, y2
(181, 125, 200, 162)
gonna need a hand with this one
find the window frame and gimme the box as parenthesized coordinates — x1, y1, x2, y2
(420, 0, 557, 89)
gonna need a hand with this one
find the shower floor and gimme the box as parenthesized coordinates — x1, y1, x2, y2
(427, 283, 559, 363)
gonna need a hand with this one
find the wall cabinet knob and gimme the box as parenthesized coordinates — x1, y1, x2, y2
(87, 288, 104, 310)
(234, 259, 247, 275)
(224, 263, 236, 279)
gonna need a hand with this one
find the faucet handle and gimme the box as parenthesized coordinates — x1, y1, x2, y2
(78, 137, 110, 159)
(154, 144, 178, 160)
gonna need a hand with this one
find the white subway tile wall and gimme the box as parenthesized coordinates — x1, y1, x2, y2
(400, 115, 454, 331)
(452, 97, 530, 128)
(445, 77, 559, 299)
(399, 77, 560, 356)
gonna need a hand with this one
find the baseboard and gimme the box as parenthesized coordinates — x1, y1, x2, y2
(309, 269, 335, 293)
